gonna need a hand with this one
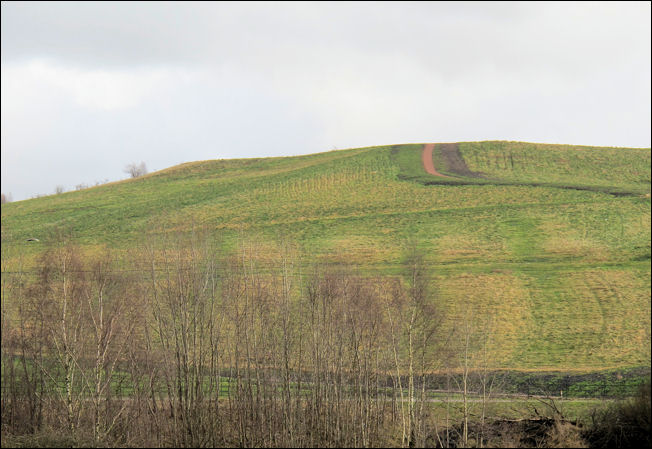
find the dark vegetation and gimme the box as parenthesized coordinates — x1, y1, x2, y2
(583, 380, 651, 448)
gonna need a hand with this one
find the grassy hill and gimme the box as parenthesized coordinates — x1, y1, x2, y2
(2, 141, 650, 372)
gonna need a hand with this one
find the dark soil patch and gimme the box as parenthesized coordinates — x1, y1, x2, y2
(437, 143, 484, 178)
(439, 418, 584, 448)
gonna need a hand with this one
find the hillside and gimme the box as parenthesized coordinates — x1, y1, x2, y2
(1, 141, 651, 372)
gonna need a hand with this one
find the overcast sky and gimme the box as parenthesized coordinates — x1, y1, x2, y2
(2, 1, 650, 201)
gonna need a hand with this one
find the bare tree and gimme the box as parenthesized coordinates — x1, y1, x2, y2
(33, 241, 88, 437)
(383, 243, 450, 448)
(142, 227, 222, 447)
(1, 192, 12, 204)
(82, 252, 135, 443)
(124, 162, 148, 178)
(55, 185, 65, 195)
(446, 309, 500, 448)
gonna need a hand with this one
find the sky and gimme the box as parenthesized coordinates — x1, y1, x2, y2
(1, 1, 650, 202)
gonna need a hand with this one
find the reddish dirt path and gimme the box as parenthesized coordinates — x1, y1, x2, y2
(421, 143, 448, 177)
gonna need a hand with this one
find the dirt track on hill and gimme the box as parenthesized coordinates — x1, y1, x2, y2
(421, 143, 448, 177)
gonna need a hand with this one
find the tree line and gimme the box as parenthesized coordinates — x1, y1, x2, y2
(0, 229, 621, 447)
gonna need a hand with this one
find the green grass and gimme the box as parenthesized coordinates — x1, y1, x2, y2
(457, 141, 651, 195)
(2, 141, 650, 374)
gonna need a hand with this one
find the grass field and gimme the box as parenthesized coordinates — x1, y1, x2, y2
(458, 141, 651, 193)
(2, 141, 650, 374)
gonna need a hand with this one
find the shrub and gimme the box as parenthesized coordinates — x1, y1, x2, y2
(584, 380, 651, 448)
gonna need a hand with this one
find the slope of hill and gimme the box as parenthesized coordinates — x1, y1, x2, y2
(2, 141, 650, 372)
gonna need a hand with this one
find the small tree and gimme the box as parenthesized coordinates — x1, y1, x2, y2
(1, 193, 11, 204)
(124, 162, 147, 178)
